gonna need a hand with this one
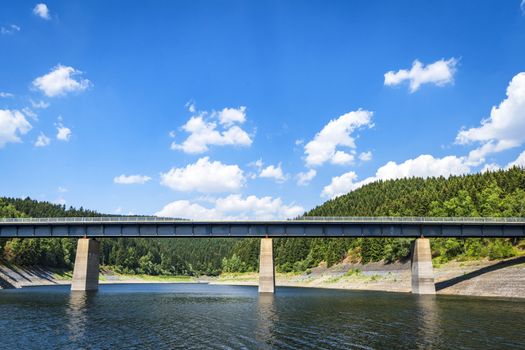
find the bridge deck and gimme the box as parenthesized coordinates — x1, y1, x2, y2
(0, 217, 524, 238)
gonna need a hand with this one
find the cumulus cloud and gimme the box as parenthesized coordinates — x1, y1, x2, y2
(0, 109, 32, 148)
(321, 171, 359, 198)
(1, 24, 20, 35)
(114, 174, 152, 185)
(155, 194, 304, 220)
(35, 132, 51, 147)
(304, 109, 373, 167)
(456, 72, 525, 164)
(507, 150, 525, 168)
(481, 163, 501, 173)
(160, 157, 245, 193)
(217, 106, 246, 126)
(171, 106, 252, 154)
(33, 65, 91, 97)
(56, 124, 71, 141)
(296, 169, 317, 186)
(33, 3, 50, 20)
(0, 92, 14, 98)
(384, 58, 457, 92)
(30, 100, 50, 109)
(359, 151, 373, 162)
(259, 163, 288, 183)
(322, 154, 471, 198)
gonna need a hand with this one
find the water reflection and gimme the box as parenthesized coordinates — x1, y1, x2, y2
(415, 295, 442, 349)
(1, 285, 523, 349)
(256, 293, 278, 348)
(67, 291, 94, 342)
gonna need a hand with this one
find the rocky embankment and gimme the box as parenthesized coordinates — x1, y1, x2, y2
(215, 256, 525, 298)
(2, 257, 525, 298)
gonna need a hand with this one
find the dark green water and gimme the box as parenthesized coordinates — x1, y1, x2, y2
(0, 284, 524, 349)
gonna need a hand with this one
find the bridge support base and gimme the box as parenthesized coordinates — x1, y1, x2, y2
(259, 238, 275, 293)
(71, 238, 100, 291)
(411, 238, 435, 295)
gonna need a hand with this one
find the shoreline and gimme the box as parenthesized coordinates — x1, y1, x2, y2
(2, 257, 524, 298)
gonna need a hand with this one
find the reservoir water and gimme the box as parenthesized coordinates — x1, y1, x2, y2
(0, 283, 524, 349)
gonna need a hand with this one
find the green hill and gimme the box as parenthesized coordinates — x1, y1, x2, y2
(224, 167, 525, 272)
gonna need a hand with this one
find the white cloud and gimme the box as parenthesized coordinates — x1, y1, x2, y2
(33, 3, 50, 20)
(249, 158, 264, 170)
(304, 109, 373, 167)
(481, 163, 501, 173)
(160, 157, 245, 193)
(56, 124, 71, 141)
(30, 100, 50, 109)
(1, 24, 20, 35)
(372, 154, 470, 180)
(521, 0, 525, 14)
(384, 58, 457, 92)
(155, 194, 304, 220)
(58, 186, 68, 193)
(114, 174, 152, 185)
(331, 150, 355, 165)
(54, 198, 66, 205)
(0, 92, 14, 98)
(217, 106, 247, 126)
(22, 107, 38, 120)
(456, 72, 525, 164)
(33, 65, 91, 97)
(0, 109, 32, 148)
(507, 150, 525, 168)
(35, 132, 51, 147)
(185, 100, 196, 113)
(359, 151, 373, 162)
(259, 163, 288, 183)
(171, 106, 252, 154)
(322, 154, 471, 198)
(296, 169, 317, 186)
(321, 171, 359, 198)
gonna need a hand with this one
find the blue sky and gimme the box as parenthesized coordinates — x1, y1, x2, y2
(1, 1, 525, 219)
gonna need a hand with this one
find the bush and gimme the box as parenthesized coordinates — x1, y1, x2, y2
(488, 240, 516, 260)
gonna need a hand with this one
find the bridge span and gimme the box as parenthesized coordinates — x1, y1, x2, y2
(1, 216, 524, 295)
(1, 216, 524, 238)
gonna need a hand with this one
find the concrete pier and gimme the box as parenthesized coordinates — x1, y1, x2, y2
(259, 238, 275, 293)
(71, 238, 100, 291)
(411, 238, 436, 295)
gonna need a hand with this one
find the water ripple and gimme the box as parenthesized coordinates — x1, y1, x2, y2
(0, 284, 524, 349)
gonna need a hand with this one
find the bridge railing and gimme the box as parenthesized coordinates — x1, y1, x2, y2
(296, 216, 525, 223)
(0, 216, 524, 224)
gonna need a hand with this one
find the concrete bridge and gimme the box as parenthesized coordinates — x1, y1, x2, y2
(1, 216, 524, 295)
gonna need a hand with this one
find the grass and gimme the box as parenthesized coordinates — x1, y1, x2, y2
(109, 273, 195, 282)
(50, 268, 73, 281)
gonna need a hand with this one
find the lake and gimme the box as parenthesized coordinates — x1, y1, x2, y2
(0, 283, 524, 349)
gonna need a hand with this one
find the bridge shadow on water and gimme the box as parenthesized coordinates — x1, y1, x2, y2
(435, 256, 525, 291)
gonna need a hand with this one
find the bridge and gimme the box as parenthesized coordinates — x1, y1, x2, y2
(1, 216, 524, 295)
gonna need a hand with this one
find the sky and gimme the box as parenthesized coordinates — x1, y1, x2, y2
(1, 0, 525, 219)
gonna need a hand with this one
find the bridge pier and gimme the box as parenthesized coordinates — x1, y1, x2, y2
(411, 238, 435, 295)
(259, 238, 275, 293)
(71, 238, 100, 291)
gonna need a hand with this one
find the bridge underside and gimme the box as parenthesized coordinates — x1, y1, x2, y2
(1, 222, 524, 238)
(69, 237, 435, 295)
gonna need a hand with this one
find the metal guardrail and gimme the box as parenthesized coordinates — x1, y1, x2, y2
(0, 216, 524, 224)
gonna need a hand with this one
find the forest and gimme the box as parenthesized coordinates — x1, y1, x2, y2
(1, 167, 524, 276)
